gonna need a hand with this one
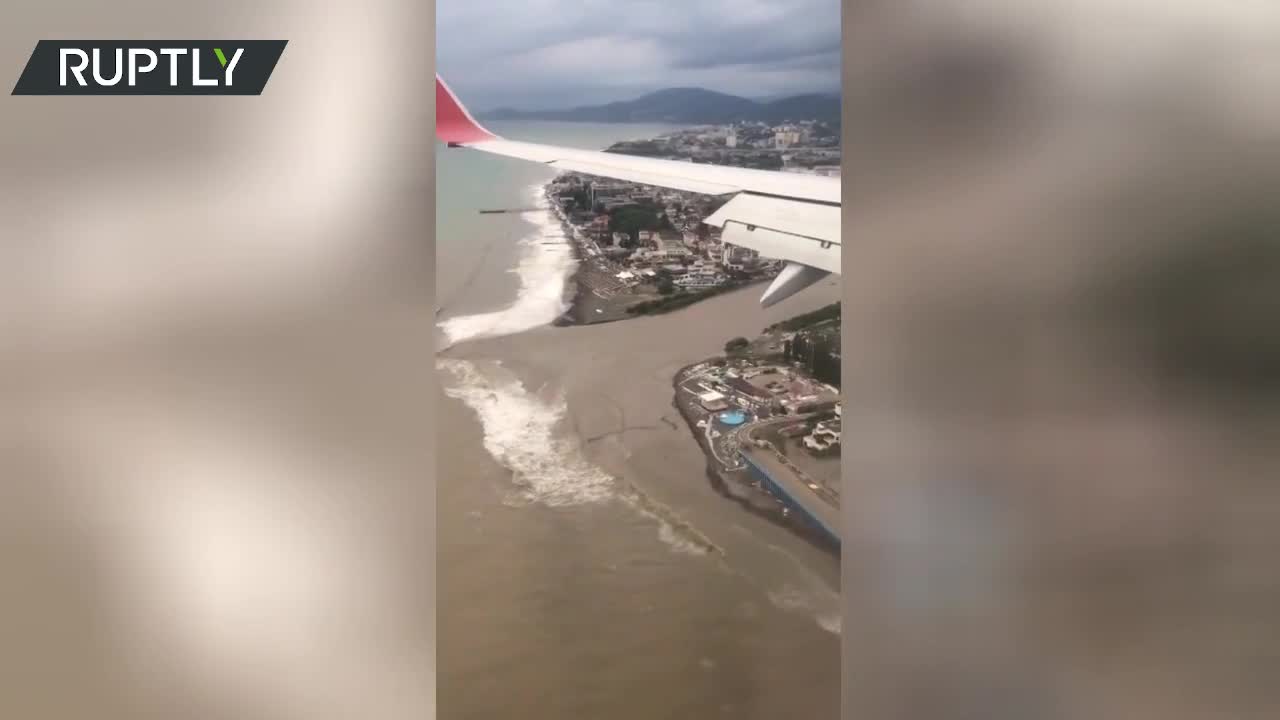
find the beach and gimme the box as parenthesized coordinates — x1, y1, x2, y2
(542, 183, 633, 327)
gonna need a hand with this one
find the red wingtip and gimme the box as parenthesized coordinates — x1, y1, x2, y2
(436, 75, 497, 145)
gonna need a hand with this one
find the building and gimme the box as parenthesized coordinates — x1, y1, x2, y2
(726, 128, 738, 148)
(698, 390, 729, 412)
(722, 244, 758, 271)
(803, 425, 840, 453)
(675, 270, 725, 289)
(590, 180, 630, 206)
(726, 376, 772, 401)
(802, 413, 842, 454)
(630, 187, 658, 203)
(655, 235, 691, 258)
(788, 397, 840, 415)
(774, 129, 802, 148)
(630, 248, 663, 266)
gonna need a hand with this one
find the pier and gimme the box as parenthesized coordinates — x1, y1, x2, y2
(739, 422, 841, 547)
(478, 207, 547, 214)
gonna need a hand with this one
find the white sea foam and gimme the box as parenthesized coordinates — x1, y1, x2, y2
(438, 182, 576, 347)
(657, 522, 712, 556)
(440, 357, 729, 558)
(766, 573, 843, 636)
(767, 584, 813, 612)
(617, 490, 722, 557)
(816, 612, 842, 635)
(438, 358, 613, 507)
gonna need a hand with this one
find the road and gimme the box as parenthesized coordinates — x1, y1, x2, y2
(740, 418, 841, 538)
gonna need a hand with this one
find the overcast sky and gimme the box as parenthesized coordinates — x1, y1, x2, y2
(438, 0, 841, 112)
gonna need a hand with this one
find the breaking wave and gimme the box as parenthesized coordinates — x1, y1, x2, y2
(617, 486, 724, 557)
(439, 358, 725, 560)
(437, 182, 576, 348)
(766, 582, 843, 636)
(438, 358, 612, 506)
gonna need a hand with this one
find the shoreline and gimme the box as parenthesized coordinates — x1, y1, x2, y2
(671, 358, 841, 556)
(540, 178, 773, 327)
(543, 183, 635, 327)
(443, 266, 844, 630)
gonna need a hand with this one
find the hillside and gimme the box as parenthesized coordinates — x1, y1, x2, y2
(483, 87, 840, 126)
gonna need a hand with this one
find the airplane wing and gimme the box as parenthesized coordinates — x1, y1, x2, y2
(436, 74, 841, 307)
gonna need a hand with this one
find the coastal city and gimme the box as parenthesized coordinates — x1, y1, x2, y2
(673, 302, 842, 549)
(527, 121, 844, 548)
(544, 120, 840, 324)
(605, 120, 841, 172)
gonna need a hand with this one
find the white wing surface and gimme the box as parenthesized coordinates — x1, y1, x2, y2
(436, 75, 841, 306)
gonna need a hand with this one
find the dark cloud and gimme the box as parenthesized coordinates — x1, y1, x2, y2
(438, 0, 841, 111)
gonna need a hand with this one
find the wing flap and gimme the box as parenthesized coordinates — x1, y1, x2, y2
(704, 193, 841, 275)
(720, 223, 841, 275)
(705, 193, 840, 246)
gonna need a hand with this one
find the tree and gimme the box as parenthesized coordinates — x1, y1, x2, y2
(657, 278, 676, 295)
(755, 154, 784, 170)
(811, 338, 839, 387)
(725, 337, 749, 353)
(792, 334, 810, 366)
(609, 206, 662, 240)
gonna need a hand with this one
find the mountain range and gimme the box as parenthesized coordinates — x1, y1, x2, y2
(481, 87, 840, 126)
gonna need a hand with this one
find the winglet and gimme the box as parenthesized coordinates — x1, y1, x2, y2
(760, 262, 830, 308)
(436, 74, 498, 145)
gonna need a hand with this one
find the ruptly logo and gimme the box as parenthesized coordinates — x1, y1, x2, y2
(12, 40, 287, 95)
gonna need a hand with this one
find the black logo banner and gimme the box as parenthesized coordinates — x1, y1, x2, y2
(12, 40, 287, 95)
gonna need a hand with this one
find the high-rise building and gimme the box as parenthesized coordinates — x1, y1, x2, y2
(774, 129, 802, 148)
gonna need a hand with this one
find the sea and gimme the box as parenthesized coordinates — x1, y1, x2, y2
(436, 121, 841, 719)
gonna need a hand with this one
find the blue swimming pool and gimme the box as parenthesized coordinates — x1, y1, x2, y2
(718, 410, 747, 426)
